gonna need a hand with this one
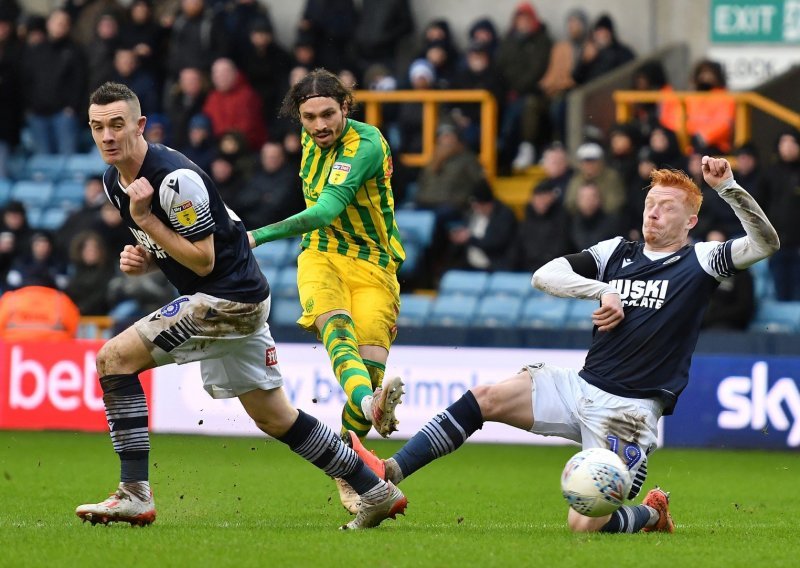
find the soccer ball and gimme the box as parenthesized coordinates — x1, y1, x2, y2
(560, 448, 632, 517)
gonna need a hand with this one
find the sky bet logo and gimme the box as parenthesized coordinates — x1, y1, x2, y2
(608, 279, 668, 308)
(718, 362, 800, 447)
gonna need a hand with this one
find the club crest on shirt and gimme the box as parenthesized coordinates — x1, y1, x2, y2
(328, 161, 351, 185)
(172, 200, 197, 227)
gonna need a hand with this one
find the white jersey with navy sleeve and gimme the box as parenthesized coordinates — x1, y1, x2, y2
(102, 143, 268, 303)
(579, 236, 736, 415)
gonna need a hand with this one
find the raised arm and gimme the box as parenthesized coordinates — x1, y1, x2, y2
(701, 156, 780, 269)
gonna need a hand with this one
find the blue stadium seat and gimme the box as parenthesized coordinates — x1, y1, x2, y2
(6, 153, 26, 180)
(397, 293, 433, 327)
(473, 294, 523, 327)
(439, 270, 489, 297)
(22, 154, 67, 181)
(36, 207, 69, 230)
(54, 180, 86, 208)
(253, 240, 290, 268)
(427, 294, 479, 327)
(518, 297, 570, 329)
(395, 209, 436, 246)
(749, 300, 800, 333)
(64, 151, 107, 181)
(269, 297, 302, 326)
(0, 179, 12, 205)
(284, 237, 303, 265)
(749, 259, 775, 301)
(24, 206, 43, 228)
(273, 266, 299, 298)
(260, 266, 279, 287)
(486, 271, 534, 298)
(11, 180, 54, 207)
(398, 242, 421, 277)
(564, 299, 600, 330)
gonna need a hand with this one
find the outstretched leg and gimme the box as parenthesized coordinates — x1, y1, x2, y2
(238, 387, 407, 529)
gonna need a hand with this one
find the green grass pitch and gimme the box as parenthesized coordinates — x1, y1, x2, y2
(0, 431, 797, 567)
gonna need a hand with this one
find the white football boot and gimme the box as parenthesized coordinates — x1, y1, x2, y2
(335, 477, 361, 515)
(76, 482, 156, 526)
(364, 376, 405, 438)
(341, 482, 407, 530)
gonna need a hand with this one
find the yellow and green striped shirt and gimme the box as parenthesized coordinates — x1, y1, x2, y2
(299, 119, 405, 270)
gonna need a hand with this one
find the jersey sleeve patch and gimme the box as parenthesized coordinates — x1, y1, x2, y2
(159, 168, 215, 239)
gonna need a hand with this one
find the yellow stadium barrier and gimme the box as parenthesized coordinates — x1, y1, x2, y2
(613, 90, 800, 152)
(354, 89, 498, 178)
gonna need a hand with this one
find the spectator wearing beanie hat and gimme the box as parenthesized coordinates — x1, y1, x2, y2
(573, 13, 635, 85)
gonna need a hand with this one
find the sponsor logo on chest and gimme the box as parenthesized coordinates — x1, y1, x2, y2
(609, 279, 669, 309)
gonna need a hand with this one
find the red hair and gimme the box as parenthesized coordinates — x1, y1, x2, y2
(649, 169, 703, 214)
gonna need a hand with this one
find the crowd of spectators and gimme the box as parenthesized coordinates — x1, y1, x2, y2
(0, 0, 797, 335)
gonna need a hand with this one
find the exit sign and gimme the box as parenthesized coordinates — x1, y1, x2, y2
(711, 0, 800, 42)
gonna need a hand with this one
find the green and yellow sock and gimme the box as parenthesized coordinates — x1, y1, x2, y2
(322, 314, 373, 438)
(363, 358, 385, 390)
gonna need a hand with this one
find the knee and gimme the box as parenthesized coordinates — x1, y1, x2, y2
(470, 384, 497, 418)
(95, 342, 117, 376)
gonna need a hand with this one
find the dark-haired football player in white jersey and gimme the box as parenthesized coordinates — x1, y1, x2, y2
(75, 82, 406, 530)
(350, 156, 779, 534)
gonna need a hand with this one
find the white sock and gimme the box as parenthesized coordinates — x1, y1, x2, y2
(360, 395, 374, 421)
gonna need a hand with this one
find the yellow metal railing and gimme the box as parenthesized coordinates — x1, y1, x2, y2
(354, 89, 498, 178)
(614, 90, 800, 151)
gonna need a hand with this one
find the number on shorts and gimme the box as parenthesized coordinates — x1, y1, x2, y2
(606, 435, 642, 470)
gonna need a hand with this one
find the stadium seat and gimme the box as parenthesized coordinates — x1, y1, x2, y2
(36, 207, 69, 231)
(24, 206, 43, 228)
(439, 270, 489, 297)
(395, 209, 436, 247)
(397, 293, 433, 327)
(749, 259, 775, 301)
(564, 299, 600, 330)
(11, 180, 54, 208)
(22, 154, 67, 181)
(518, 297, 570, 329)
(269, 297, 302, 326)
(0, 179, 12, 205)
(261, 266, 279, 288)
(473, 294, 523, 327)
(6, 153, 26, 180)
(253, 239, 290, 268)
(398, 241, 421, 277)
(64, 151, 107, 181)
(427, 294, 478, 327)
(273, 266, 299, 298)
(486, 271, 534, 298)
(54, 180, 87, 208)
(749, 300, 800, 333)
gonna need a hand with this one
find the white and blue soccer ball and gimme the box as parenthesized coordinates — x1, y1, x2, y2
(560, 448, 632, 517)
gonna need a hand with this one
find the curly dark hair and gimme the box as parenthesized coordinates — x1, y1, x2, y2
(89, 82, 141, 116)
(279, 68, 356, 121)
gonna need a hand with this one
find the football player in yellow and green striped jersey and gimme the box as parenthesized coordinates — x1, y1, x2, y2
(249, 70, 406, 512)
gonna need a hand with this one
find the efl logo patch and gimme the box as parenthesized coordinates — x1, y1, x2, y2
(172, 200, 197, 227)
(265, 347, 278, 367)
(328, 162, 351, 185)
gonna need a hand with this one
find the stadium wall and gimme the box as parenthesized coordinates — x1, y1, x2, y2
(2, 339, 798, 450)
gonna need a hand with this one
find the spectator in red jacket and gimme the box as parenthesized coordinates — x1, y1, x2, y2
(202, 57, 267, 151)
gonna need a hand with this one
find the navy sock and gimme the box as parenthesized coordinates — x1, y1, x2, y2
(100, 374, 150, 482)
(600, 505, 652, 533)
(278, 409, 382, 495)
(392, 390, 483, 479)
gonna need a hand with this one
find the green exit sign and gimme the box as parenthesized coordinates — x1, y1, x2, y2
(711, 0, 800, 42)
